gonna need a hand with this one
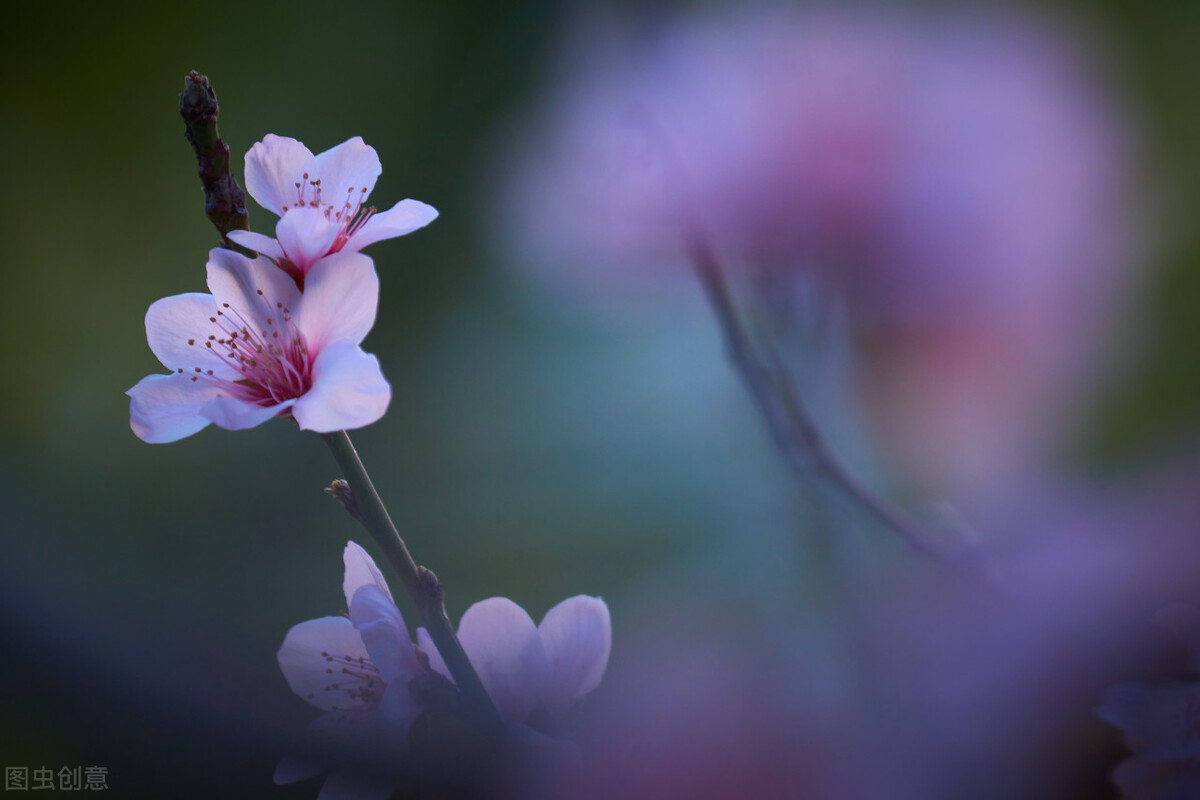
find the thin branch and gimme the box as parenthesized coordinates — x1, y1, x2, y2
(322, 431, 505, 742)
(687, 234, 953, 560)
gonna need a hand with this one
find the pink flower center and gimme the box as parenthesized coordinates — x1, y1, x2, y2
(279, 172, 377, 255)
(180, 288, 313, 407)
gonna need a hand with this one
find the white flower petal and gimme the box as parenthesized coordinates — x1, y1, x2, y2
(455, 598, 551, 724)
(296, 252, 379, 350)
(227, 230, 287, 261)
(292, 341, 390, 433)
(144, 292, 238, 379)
(245, 134, 316, 216)
(276, 206, 341, 272)
(349, 585, 421, 685)
(351, 199, 439, 250)
(126, 373, 220, 443)
(373, 670, 422, 735)
(312, 136, 381, 204)
(199, 394, 292, 431)
(538, 595, 612, 719)
(343, 541, 394, 608)
(277, 617, 377, 713)
(205, 247, 303, 337)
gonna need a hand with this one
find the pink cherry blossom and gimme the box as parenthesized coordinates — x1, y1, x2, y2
(275, 542, 425, 798)
(417, 595, 612, 728)
(503, 5, 1140, 507)
(275, 543, 610, 796)
(126, 248, 390, 442)
(228, 135, 438, 278)
(277, 542, 422, 722)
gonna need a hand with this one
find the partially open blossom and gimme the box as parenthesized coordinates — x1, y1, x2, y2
(417, 594, 612, 729)
(275, 542, 426, 798)
(126, 248, 390, 442)
(229, 134, 438, 278)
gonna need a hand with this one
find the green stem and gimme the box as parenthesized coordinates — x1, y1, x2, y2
(321, 430, 505, 741)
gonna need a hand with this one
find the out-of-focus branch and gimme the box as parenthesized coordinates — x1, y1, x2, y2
(688, 233, 957, 561)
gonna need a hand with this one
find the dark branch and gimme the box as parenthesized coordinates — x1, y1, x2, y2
(179, 71, 253, 253)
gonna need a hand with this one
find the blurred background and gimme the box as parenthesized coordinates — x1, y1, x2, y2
(1, 1, 1198, 797)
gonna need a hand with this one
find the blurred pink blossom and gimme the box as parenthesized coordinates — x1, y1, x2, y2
(528, 456, 1200, 800)
(503, 5, 1144, 505)
(1097, 604, 1200, 798)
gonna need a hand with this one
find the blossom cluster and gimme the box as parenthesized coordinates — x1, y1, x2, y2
(276, 543, 611, 795)
(127, 135, 437, 443)
(128, 130, 613, 797)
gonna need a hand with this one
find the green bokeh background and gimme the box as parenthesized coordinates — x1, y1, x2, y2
(1, 1, 1197, 796)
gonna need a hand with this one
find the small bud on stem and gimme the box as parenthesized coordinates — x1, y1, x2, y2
(325, 479, 362, 522)
(321, 431, 506, 742)
(417, 566, 446, 611)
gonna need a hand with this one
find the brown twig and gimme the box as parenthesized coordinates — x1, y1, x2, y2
(179, 71, 253, 254)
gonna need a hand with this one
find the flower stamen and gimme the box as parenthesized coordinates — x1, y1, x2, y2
(178, 284, 313, 408)
(316, 648, 384, 709)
